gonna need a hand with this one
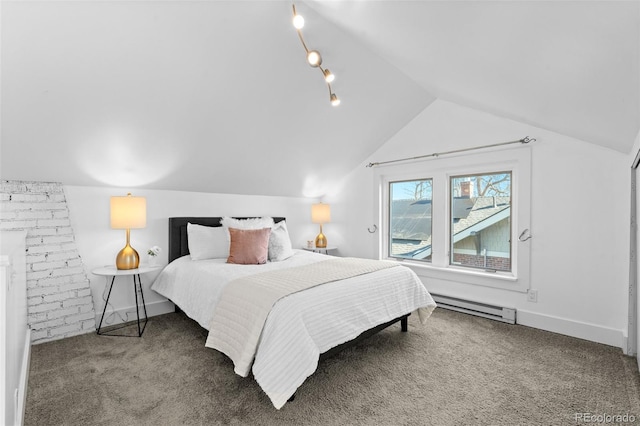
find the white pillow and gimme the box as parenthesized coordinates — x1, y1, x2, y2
(220, 216, 274, 230)
(220, 217, 277, 261)
(268, 220, 294, 262)
(187, 223, 229, 260)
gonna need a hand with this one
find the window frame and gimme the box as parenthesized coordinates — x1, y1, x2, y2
(376, 147, 531, 293)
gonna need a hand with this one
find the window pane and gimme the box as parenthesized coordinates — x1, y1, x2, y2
(450, 172, 511, 271)
(389, 179, 432, 261)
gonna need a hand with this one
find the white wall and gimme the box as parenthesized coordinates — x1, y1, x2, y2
(64, 186, 318, 326)
(326, 99, 630, 349)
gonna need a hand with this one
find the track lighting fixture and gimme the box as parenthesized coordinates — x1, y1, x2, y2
(307, 50, 322, 67)
(293, 12, 304, 29)
(323, 69, 334, 83)
(292, 3, 340, 106)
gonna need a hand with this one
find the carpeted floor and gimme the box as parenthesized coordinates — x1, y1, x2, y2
(25, 308, 640, 426)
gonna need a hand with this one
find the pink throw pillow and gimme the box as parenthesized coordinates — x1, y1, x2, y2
(227, 227, 271, 265)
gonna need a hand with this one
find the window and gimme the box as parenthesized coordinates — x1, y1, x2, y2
(376, 148, 531, 292)
(450, 172, 511, 272)
(389, 179, 432, 261)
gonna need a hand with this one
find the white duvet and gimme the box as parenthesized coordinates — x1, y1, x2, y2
(151, 250, 436, 409)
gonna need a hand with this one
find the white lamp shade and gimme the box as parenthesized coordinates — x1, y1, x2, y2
(311, 203, 331, 224)
(110, 195, 147, 229)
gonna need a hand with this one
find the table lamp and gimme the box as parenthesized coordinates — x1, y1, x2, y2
(110, 193, 146, 270)
(311, 203, 331, 248)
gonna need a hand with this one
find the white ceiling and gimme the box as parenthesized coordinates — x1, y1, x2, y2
(1, 1, 638, 197)
(311, 0, 640, 153)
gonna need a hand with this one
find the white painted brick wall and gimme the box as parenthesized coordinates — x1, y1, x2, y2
(0, 180, 96, 343)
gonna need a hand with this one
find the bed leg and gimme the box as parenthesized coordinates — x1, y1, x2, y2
(401, 316, 408, 332)
(288, 393, 296, 402)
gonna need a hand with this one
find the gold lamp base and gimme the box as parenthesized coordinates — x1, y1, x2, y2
(116, 243, 140, 270)
(116, 228, 140, 270)
(315, 224, 327, 248)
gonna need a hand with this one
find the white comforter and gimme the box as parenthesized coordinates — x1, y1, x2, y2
(151, 250, 436, 409)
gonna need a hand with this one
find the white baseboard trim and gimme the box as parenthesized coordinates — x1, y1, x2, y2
(94, 299, 175, 327)
(17, 328, 31, 426)
(517, 309, 625, 350)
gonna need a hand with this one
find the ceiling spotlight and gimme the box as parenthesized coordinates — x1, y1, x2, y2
(323, 69, 335, 83)
(293, 13, 304, 29)
(330, 93, 340, 107)
(307, 50, 322, 67)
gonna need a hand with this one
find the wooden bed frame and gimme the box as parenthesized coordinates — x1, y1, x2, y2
(167, 217, 410, 399)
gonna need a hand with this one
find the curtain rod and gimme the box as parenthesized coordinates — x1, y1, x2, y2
(366, 136, 535, 168)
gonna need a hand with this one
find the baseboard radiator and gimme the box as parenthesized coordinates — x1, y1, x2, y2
(432, 294, 516, 324)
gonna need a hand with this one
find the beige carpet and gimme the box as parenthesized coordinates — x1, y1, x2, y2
(25, 309, 640, 425)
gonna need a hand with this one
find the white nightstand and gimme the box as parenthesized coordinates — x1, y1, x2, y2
(92, 265, 161, 337)
(302, 246, 338, 255)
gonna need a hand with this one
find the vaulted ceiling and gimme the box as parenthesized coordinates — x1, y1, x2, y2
(1, 1, 638, 197)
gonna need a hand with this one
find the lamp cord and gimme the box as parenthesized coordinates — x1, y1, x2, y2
(99, 276, 141, 327)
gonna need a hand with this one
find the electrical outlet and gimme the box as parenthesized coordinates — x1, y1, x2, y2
(527, 289, 538, 303)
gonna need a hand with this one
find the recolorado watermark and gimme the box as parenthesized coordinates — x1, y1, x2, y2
(574, 412, 636, 423)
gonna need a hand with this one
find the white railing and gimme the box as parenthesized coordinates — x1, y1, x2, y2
(1, 231, 29, 426)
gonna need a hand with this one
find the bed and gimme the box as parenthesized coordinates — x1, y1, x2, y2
(151, 217, 436, 409)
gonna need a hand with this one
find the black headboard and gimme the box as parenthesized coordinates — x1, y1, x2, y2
(168, 217, 286, 263)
